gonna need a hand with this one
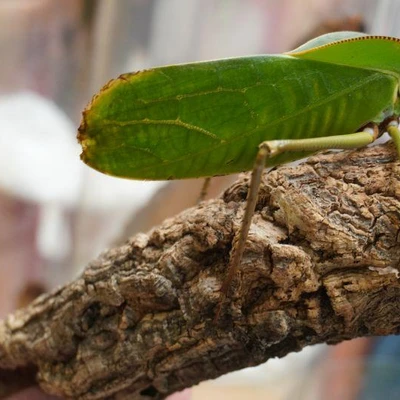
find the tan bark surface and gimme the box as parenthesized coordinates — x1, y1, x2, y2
(1, 143, 400, 399)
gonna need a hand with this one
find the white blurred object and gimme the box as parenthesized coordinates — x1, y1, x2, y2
(37, 204, 71, 261)
(0, 91, 82, 206)
(0, 91, 163, 211)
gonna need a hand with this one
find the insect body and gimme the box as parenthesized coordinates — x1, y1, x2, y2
(78, 31, 400, 319)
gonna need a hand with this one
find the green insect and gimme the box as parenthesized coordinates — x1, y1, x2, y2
(78, 31, 400, 319)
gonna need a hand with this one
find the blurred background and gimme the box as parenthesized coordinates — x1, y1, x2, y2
(1, 0, 400, 399)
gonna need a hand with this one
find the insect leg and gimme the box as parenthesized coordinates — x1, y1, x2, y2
(215, 144, 269, 321)
(215, 126, 379, 322)
(264, 125, 379, 157)
(387, 120, 400, 157)
(197, 177, 212, 204)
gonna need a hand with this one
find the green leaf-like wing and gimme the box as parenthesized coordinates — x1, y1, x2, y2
(78, 35, 399, 180)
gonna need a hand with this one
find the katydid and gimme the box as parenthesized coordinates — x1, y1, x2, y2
(78, 31, 400, 320)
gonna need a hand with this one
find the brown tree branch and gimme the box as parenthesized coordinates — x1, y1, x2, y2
(1, 143, 400, 399)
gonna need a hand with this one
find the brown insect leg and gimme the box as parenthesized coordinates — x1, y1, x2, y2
(214, 144, 269, 322)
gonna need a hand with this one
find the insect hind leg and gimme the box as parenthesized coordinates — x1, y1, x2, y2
(264, 125, 379, 157)
(214, 143, 269, 321)
(215, 125, 379, 322)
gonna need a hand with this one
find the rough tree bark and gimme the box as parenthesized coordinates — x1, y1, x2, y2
(1, 143, 400, 400)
